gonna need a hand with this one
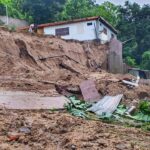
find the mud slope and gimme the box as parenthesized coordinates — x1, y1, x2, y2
(0, 28, 150, 150)
(0, 28, 149, 103)
(0, 28, 108, 94)
(0, 28, 108, 75)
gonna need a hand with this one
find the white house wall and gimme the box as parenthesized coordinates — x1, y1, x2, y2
(44, 20, 97, 41)
(44, 20, 117, 42)
(97, 20, 117, 43)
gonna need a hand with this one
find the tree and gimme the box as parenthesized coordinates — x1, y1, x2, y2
(141, 51, 150, 70)
(94, 2, 120, 26)
(60, 1, 119, 27)
(21, 0, 66, 24)
(125, 56, 136, 67)
(60, 0, 96, 20)
(0, 0, 25, 19)
(117, 1, 150, 69)
(0, 3, 5, 15)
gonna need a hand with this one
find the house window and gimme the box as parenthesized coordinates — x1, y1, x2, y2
(87, 22, 93, 26)
(103, 28, 107, 35)
(55, 27, 69, 36)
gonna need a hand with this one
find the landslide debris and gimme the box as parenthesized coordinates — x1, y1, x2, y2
(0, 28, 150, 150)
(0, 28, 149, 104)
(0, 111, 150, 150)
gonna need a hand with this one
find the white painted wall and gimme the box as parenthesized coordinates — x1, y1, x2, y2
(44, 19, 117, 42)
(98, 21, 117, 44)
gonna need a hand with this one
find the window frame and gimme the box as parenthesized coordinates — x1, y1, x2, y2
(87, 22, 93, 26)
(55, 27, 70, 36)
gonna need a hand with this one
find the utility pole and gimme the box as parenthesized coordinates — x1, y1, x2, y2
(5, 5, 9, 25)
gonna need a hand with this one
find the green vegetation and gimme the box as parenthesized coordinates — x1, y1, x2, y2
(20, 0, 66, 24)
(125, 56, 137, 67)
(60, 0, 95, 20)
(141, 51, 150, 70)
(60, 1, 119, 27)
(117, 2, 150, 70)
(139, 101, 150, 115)
(65, 96, 150, 131)
(0, 0, 25, 19)
(0, 0, 149, 70)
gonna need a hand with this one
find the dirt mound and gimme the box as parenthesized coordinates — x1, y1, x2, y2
(0, 28, 108, 74)
(0, 28, 150, 150)
(0, 28, 149, 104)
(0, 28, 107, 92)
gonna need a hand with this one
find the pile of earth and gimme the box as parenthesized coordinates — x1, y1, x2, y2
(0, 27, 150, 150)
(0, 27, 107, 95)
(0, 28, 149, 105)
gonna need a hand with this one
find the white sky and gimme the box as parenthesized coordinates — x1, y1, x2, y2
(96, 0, 150, 6)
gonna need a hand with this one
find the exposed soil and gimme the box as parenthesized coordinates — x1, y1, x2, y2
(0, 110, 150, 150)
(0, 28, 149, 102)
(0, 28, 150, 149)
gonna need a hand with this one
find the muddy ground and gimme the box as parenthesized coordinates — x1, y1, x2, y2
(0, 110, 150, 150)
(0, 28, 150, 149)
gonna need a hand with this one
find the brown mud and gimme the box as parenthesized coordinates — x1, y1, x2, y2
(0, 28, 150, 149)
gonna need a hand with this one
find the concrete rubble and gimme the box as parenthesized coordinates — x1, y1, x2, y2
(80, 80, 101, 102)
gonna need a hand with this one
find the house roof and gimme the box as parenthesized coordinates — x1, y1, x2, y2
(19, 16, 118, 34)
(128, 68, 150, 72)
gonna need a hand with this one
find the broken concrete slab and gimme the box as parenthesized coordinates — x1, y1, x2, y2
(0, 91, 68, 110)
(80, 80, 101, 102)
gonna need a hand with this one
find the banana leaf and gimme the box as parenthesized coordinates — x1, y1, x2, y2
(115, 105, 150, 122)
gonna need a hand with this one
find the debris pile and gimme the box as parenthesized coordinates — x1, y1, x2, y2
(0, 28, 108, 93)
(0, 28, 149, 106)
(0, 28, 150, 149)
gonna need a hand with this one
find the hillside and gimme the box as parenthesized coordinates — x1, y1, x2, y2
(0, 28, 150, 149)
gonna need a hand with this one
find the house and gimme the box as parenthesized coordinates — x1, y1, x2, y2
(20, 16, 118, 43)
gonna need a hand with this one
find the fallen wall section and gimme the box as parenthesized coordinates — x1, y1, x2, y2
(108, 39, 123, 74)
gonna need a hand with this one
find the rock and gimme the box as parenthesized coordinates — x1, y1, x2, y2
(103, 133, 110, 138)
(116, 144, 127, 150)
(19, 127, 31, 134)
(71, 144, 77, 150)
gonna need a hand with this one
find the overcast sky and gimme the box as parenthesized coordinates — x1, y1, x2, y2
(96, 0, 150, 6)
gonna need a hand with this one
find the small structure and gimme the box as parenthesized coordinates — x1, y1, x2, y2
(20, 16, 118, 43)
(128, 68, 150, 79)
